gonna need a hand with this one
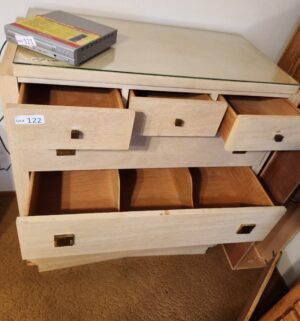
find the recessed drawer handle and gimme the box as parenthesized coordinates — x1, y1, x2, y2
(237, 224, 256, 234)
(175, 118, 185, 127)
(274, 134, 284, 142)
(71, 129, 84, 139)
(56, 149, 76, 156)
(54, 234, 75, 247)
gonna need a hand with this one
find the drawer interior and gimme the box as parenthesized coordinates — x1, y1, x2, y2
(120, 168, 193, 211)
(225, 96, 299, 116)
(26, 166, 273, 216)
(190, 167, 273, 208)
(28, 170, 120, 215)
(219, 95, 299, 141)
(131, 90, 212, 101)
(19, 83, 123, 108)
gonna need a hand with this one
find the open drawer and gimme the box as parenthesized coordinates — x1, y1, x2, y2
(129, 90, 227, 136)
(219, 96, 300, 151)
(16, 167, 285, 263)
(6, 83, 135, 150)
(28, 170, 120, 215)
(119, 168, 194, 210)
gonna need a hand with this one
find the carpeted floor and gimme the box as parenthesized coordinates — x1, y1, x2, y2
(0, 194, 265, 321)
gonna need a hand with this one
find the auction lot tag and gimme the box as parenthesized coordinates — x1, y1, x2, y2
(15, 115, 45, 125)
(15, 35, 37, 47)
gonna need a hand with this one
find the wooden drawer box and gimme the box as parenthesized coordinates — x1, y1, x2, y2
(219, 96, 300, 151)
(16, 167, 285, 261)
(120, 168, 193, 210)
(129, 90, 227, 137)
(6, 83, 135, 150)
(28, 170, 120, 215)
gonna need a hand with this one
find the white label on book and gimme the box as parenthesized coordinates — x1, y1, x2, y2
(15, 35, 37, 47)
(15, 115, 45, 125)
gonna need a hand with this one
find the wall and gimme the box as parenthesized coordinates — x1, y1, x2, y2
(278, 232, 300, 287)
(0, 0, 300, 286)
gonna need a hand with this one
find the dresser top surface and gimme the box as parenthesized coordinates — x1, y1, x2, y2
(12, 8, 298, 90)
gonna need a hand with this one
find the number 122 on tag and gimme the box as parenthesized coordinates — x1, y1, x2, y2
(15, 115, 45, 125)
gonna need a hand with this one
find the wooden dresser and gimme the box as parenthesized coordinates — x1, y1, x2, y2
(0, 9, 299, 272)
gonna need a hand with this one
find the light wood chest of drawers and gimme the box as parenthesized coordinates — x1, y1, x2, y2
(0, 8, 299, 272)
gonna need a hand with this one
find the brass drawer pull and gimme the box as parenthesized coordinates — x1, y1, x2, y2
(71, 129, 84, 139)
(274, 134, 284, 142)
(54, 234, 75, 247)
(175, 118, 185, 127)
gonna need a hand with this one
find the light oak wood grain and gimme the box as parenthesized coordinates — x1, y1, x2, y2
(17, 76, 297, 98)
(0, 74, 31, 216)
(7, 83, 135, 151)
(227, 115, 300, 152)
(129, 90, 227, 137)
(219, 96, 300, 151)
(31, 245, 213, 272)
(2, 23, 295, 272)
(6, 103, 135, 150)
(18, 136, 268, 172)
(16, 206, 285, 260)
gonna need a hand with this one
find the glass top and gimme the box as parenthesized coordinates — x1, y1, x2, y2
(13, 8, 298, 86)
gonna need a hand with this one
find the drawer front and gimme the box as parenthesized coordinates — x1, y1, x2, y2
(6, 104, 135, 150)
(225, 115, 300, 151)
(129, 96, 227, 136)
(20, 137, 268, 171)
(17, 206, 285, 260)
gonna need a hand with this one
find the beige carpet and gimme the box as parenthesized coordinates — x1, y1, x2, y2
(0, 194, 263, 321)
